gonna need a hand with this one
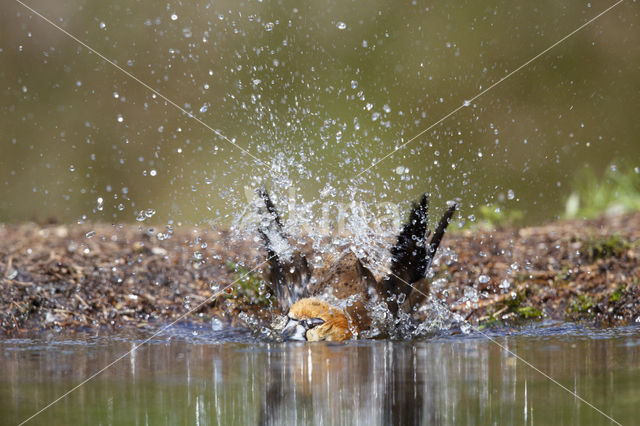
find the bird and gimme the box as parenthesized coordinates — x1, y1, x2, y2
(257, 188, 456, 341)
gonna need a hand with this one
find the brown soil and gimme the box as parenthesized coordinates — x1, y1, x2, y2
(1, 213, 639, 337)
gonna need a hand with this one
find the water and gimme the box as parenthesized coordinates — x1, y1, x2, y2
(3, 323, 639, 425)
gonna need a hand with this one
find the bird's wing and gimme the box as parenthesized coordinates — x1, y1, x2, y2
(426, 201, 457, 270)
(257, 188, 311, 311)
(378, 194, 456, 316)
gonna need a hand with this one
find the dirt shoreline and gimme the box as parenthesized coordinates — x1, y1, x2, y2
(1, 213, 639, 337)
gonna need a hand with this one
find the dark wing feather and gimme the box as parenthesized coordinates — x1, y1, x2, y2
(379, 195, 456, 316)
(425, 202, 457, 270)
(257, 188, 310, 311)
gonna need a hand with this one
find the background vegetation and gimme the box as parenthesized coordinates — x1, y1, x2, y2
(1, 0, 638, 227)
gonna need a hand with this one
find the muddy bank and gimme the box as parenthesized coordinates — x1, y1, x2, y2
(1, 213, 638, 336)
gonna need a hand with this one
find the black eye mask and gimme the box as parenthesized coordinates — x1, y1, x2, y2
(300, 317, 325, 329)
(282, 317, 325, 341)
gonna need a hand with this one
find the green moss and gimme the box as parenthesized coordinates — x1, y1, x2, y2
(505, 288, 528, 310)
(482, 289, 543, 325)
(478, 314, 500, 330)
(225, 261, 272, 307)
(586, 234, 631, 261)
(567, 294, 595, 315)
(555, 265, 571, 282)
(608, 285, 626, 303)
(517, 306, 543, 319)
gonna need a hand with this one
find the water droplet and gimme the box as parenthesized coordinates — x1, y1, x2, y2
(99, 22, 106, 29)
(478, 275, 490, 284)
(507, 189, 515, 200)
(149, 169, 157, 177)
(499, 279, 510, 289)
(336, 21, 347, 30)
(264, 22, 274, 31)
(170, 13, 178, 21)
(136, 209, 156, 222)
(463, 100, 471, 107)
(199, 103, 209, 113)
(86, 231, 96, 239)
(350, 80, 358, 89)
(116, 115, 124, 123)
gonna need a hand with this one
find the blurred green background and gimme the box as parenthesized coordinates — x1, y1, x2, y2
(1, 0, 638, 226)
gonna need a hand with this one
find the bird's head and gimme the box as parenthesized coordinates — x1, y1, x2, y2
(282, 298, 352, 342)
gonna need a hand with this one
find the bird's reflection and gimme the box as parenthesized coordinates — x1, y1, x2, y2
(259, 342, 426, 425)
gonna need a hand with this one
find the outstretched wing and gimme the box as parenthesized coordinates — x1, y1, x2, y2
(378, 194, 456, 316)
(257, 188, 311, 311)
(426, 201, 457, 270)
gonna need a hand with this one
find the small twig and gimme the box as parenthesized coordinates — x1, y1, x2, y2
(477, 305, 510, 322)
(494, 305, 510, 318)
(53, 308, 88, 322)
(74, 293, 90, 309)
(53, 308, 77, 315)
(4, 279, 34, 287)
(4, 256, 13, 278)
(11, 301, 27, 313)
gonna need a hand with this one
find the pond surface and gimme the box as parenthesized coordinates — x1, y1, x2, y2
(3, 322, 639, 425)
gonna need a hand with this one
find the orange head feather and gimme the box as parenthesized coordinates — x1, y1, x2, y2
(286, 298, 352, 341)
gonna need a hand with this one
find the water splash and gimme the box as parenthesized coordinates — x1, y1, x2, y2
(230, 178, 461, 340)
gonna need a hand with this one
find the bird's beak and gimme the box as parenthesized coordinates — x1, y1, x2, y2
(282, 318, 307, 341)
(281, 317, 325, 341)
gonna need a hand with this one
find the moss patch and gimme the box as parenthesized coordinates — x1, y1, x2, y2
(586, 234, 631, 261)
(225, 261, 273, 307)
(608, 285, 626, 303)
(567, 294, 596, 318)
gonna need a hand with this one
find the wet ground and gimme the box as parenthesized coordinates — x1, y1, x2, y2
(3, 322, 639, 425)
(1, 212, 638, 335)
